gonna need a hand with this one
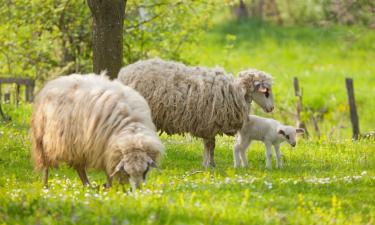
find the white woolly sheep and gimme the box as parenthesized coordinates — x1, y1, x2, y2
(31, 74, 164, 190)
(234, 115, 304, 169)
(118, 58, 274, 167)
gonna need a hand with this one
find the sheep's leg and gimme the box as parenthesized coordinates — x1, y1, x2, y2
(104, 174, 113, 189)
(265, 142, 273, 169)
(203, 138, 216, 168)
(43, 167, 49, 188)
(75, 166, 90, 186)
(274, 144, 283, 169)
(233, 134, 251, 167)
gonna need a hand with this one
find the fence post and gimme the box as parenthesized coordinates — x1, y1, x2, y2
(30, 80, 35, 102)
(294, 77, 309, 138)
(345, 78, 360, 140)
(4, 92, 10, 103)
(16, 83, 20, 106)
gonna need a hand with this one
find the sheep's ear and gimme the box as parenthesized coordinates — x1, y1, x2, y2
(110, 160, 125, 178)
(148, 160, 158, 168)
(296, 128, 305, 134)
(257, 85, 268, 93)
(278, 129, 285, 136)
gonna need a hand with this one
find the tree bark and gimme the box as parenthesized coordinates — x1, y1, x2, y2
(87, 0, 126, 79)
(236, 0, 248, 20)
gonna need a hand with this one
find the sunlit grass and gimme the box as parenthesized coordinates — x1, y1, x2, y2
(0, 105, 374, 224)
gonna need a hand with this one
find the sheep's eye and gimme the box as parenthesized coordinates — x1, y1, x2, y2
(286, 135, 290, 139)
(265, 91, 269, 98)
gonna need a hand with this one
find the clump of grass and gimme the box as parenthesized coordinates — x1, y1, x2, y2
(0, 105, 374, 224)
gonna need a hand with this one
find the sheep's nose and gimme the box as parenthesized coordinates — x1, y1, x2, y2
(291, 143, 296, 147)
(266, 106, 274, 112)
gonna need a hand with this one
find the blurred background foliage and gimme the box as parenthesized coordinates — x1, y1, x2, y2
(1, 0, 373, 81)
(0, 0, 218, 81)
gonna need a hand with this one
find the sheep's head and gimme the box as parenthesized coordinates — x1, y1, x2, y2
(277, 126, 305, 147)
(109, 132, 164, 191)
(110, 152, 158, 191)
(237, 69, 274, 113)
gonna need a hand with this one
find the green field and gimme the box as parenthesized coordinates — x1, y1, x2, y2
(1, 17, 375, 224)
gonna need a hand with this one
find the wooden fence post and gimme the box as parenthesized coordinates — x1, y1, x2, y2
(16, 84, 20, 106)
(4, 92, 10, 103)
(294, 77, 309, 138)
(25, 80, 35, 102)
(345, 78, 360, 140)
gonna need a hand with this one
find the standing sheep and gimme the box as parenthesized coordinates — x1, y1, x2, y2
(118, 58, 274, 167)
(31, 74, 164, 190)
(234, 115, 305, 169)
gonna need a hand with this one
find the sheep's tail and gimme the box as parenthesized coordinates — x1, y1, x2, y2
(31, 111, 46, 171)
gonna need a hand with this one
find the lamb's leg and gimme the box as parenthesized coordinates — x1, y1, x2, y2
(274, 144, 283, 169)
(43, 167, 49, 188)
(265, 142, 273, 169)
(75, 166, 90, 186)
(239, 140, 251, 167)
(203, 138, 216, 168)
(233, 134, 251, 167)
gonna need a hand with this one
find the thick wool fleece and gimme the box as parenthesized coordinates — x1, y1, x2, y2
(31, 74, 163, 178)
(118, 58, 251, 139)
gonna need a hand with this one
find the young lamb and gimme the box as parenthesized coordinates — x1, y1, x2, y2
(118, 58, 274, 168)
(234, 115, 304, 169)
(31, 74, 164, 190)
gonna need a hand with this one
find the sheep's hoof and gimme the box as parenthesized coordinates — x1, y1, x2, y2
(103, 183, 111, 190)
(203, 164, 215, 169)
(202, 160, 215, 168)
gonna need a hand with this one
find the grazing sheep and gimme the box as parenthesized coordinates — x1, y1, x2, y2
(118, 58, 274, 167)
(234, 115, 305, 169)
(31, 74, 164, 190)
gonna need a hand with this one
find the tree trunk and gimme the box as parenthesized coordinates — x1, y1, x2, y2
(236, 0, 248, 20)
(87, 0, 126, 79)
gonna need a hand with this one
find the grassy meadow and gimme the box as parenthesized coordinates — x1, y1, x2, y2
(1, 15, 375, 224)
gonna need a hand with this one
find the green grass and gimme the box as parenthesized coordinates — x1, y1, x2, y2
(0, 104, 374, 224)
(1, 16, 375, 224)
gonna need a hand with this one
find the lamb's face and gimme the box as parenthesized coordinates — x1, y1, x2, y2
(252, 84, 274, 113)
(277, 126, 305, 147)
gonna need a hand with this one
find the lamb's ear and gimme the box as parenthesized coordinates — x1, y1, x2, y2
(296, 128, 305, 134)
(110, 159, 125, 178)
(278, 129, 285, 136)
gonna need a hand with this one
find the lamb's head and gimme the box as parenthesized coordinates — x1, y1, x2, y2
(237, 69, 274, 113)
(109, 132, 164, 191)
(277, 126, 305, 147)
